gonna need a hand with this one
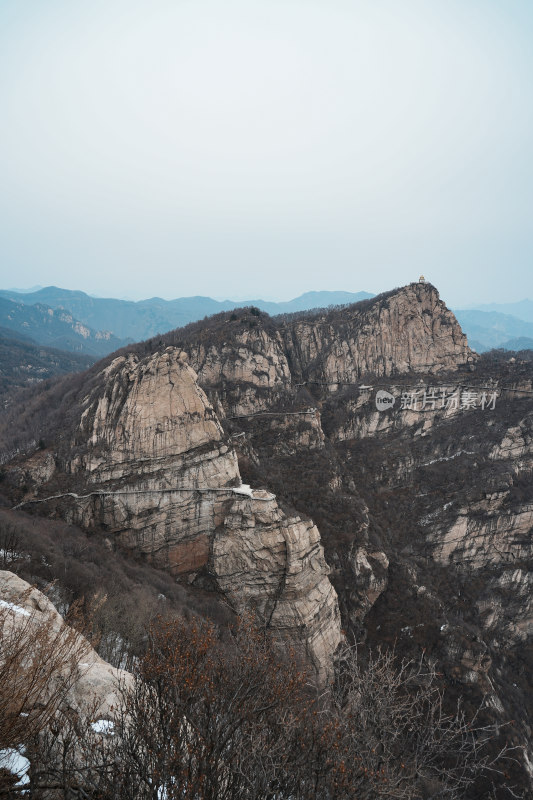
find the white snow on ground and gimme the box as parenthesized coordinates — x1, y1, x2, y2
(232, 484, 253, 498)
(90, 720, 115, 735)
(0, 748, 30, 786)
(0, 599, 30, 617)
(421, 450, 475, 467)
(0, 550, 29, 563)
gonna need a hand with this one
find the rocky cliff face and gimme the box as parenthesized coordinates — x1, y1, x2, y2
(280, 282, 473, 382)
(7, 347, 342, 681)
(213, 493, 340, 681)
(3, 282, 532, 794)
(183, 282, 473, 399)
(146, 286, 529, 794)
(220, 354, 533, 792)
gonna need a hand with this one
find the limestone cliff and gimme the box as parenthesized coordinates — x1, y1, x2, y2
(8, 347, 342, 681)
(0, 569, 129, 720)
(180, 283, 473, 406)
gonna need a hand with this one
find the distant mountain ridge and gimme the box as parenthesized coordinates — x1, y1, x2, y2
(0, 287, 374, 344)
(454, 310, 533, 353)
(0, 296, 126, 356)
(0, 327, 94, 396)
(470, 298, 533, 323)
(3, 285, 533, 357)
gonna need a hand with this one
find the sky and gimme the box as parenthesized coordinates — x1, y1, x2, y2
(1, 0, 532, 306)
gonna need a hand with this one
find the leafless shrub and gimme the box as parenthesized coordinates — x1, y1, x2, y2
(33, 618, 519, 800)
(0, 590, 90, 794)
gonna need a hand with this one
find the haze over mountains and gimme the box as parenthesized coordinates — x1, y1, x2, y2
(454, 310, 533, 353)
(0, 287, 373, 350)
(1, 286, 533, 359)
(472, 299, 533, 323)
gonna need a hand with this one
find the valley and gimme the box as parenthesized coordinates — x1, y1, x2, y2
(1, 281, 532, 797)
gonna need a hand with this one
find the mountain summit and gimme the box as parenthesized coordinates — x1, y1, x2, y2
(2, 282, 532, 793)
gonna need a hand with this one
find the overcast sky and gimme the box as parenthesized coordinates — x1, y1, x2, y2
(1, 0, 532, 306)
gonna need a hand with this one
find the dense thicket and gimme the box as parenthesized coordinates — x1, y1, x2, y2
(1, 612, 517, 799)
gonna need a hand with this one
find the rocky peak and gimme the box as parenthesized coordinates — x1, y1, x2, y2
(156, 284, 474, 423)
(72, 347, 233, 480)
(281, 282, 474, 383)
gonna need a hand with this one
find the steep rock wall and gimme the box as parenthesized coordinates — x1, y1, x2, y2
(212, 493, 341, 682)
(183, 284, 473, 399)
(282, 282, 473, 382)
(11, 348, 342, 680)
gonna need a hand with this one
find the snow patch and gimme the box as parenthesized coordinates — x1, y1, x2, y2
(0, 549, 27, 563)
(0, 599, 30, 617)
(90, 719, 115, 735)
(0, 748, 30, 786)
(232, 484, 253, 498)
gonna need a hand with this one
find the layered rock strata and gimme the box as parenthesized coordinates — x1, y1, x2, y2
(11, 348, 342, 680)
(213, 493, 341, 682)
(183, 284, 473, 402)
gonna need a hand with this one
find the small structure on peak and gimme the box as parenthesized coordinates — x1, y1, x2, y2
(419, 275, 426, 283)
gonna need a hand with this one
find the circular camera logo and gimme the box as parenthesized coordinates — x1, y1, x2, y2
(375, 390, 395, 412)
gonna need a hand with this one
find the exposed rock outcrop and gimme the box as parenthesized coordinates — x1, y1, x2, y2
(0, 570, 128, 720)
(184, 283, 472, 393)
(213, 493, 341, 681)
(9, 348, 342, 681)
(4, 281, 533, 794)
(280, 282, 473, 383)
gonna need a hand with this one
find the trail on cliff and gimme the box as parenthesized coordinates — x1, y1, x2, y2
(1, 282, 532, 795)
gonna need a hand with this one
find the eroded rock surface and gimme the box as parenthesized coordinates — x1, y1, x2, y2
(213, 493, 341, 681)
(3, 281, 533, 792)
(0, 570, 128, 719)
(8, 348, 342, 681)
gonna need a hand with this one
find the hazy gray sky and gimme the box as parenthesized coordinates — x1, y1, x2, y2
(1, 0, 532, 305)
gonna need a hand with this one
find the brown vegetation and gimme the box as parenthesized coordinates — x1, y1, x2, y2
(2, 612, 516, 799)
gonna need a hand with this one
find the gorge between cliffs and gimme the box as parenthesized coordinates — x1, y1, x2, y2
(2, 282, 533, 797)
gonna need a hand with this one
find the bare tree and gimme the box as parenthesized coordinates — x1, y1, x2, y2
(4, 610, 519, 799)
(0, 588, 89, 795)
(318, 644, 519, 799)
(106, 614, 309, 800)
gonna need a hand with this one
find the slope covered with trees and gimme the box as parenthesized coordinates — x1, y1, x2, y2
(1, 282, 532, 796)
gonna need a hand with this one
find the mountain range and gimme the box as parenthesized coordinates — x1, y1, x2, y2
(2, 282, 532, 795)
(0, 296, 124, 356)
(454, 310, 533, 353)
(472, 298, 533, 322)
(0, 287, 373, 345)
(1, 286, 533, 358)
